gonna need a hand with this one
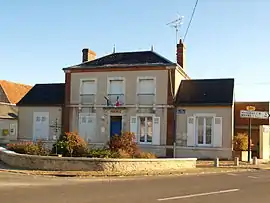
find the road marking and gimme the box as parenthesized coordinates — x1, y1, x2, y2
(227, 173, 237, 176)
(248, 176, 258, 179)
(157, 189, 240, 201)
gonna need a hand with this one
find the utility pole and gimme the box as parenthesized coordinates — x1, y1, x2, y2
(166, 14, 184, 158)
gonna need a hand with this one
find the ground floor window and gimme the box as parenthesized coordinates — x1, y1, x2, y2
(196, 116, 213, 146)
(138, 116, 153, 144)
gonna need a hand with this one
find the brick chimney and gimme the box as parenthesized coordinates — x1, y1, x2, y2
(82, 48, 96, 62)
(176, 39, 186, 69)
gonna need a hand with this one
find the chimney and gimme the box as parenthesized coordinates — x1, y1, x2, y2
(176, 39, 186, 69)
(82, 48, 96, 62)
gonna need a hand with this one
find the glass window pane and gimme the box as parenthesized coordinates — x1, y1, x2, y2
(197, 117, 204, 144)
(206, 117, 212, 144)
(139, 117, 145, 142)
(146, 117, 152, 143)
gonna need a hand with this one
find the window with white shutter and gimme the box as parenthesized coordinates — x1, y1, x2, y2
(137, 78, 155, 105)
(194, 116, 215, 147)
(80, 79, 97, 104)
(107, 78, 125, 106)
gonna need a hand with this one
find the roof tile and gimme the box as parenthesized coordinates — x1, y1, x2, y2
(0, 80, 32, 104)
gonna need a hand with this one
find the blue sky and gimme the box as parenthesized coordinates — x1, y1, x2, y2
(0, 0, 269, 101)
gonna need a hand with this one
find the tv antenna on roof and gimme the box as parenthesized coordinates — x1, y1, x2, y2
(166, 14, 184, 45)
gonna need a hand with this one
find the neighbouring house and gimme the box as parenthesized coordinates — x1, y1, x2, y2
(0, 80, 32, 143)
(61, 40, 190, 157)
(16, 83, 65, 142)
(0, 103, 18, 143)
(234, 101, 270, 157)
(174, 78, 235, 159)
(0, 80, 32, 104)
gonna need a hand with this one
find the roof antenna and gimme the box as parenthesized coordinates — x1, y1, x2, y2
(166, 14, 184, 46)
(151, 45, 154, 51)
(113, 44, 116, 53)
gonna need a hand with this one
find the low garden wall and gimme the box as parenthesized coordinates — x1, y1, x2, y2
(0, 147, 197, 173)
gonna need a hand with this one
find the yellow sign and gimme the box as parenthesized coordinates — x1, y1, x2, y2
(110, 109, 122, 114)
(2, 129, 9, 136)
(246, 106, 256, 111)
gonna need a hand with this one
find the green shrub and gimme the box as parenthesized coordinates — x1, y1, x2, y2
(108, 131, 139, 157)
(233, 133, 253, 151)
(7, 141, 49, 156)
(52, 132, 88, 157)
(88, 148, 119, 158)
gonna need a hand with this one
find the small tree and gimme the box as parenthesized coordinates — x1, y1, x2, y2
(52, 132, 88, 157)
(108, 132, 139, 157)
(233, 132, 253, 151)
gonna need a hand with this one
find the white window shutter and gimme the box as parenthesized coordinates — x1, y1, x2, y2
(187, 116, 195, 146)
(87, 115, 96, 143)
(130, 116, 138, 141)
(152, 117, 161, 145)
(213, 117, 223, 147)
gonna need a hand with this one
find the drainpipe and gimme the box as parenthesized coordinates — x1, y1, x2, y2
(173, 106, 177, 158)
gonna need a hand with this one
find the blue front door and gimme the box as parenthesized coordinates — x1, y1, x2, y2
(110, 116, 122, 137)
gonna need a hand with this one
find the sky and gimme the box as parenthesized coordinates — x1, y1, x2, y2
(0, 0, 270, 101)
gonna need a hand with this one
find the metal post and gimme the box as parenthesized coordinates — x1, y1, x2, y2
(234, 157, 239, 166)
(214, 158, 219, 167)
(248, 118, 251, 163)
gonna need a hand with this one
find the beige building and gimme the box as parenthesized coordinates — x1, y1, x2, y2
(63, 40, 190, 157)
(17, 84, 65, 142)
(174, 79, 235, 159)
(0, 103, 18, 143)
(0, 80, 32, 144)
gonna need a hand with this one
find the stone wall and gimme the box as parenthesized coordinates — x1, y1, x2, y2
(0, 147, 196, 172)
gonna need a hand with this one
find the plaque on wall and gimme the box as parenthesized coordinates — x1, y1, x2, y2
(137, 108, 154, 114)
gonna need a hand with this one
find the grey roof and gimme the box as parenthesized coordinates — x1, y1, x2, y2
(175, 78, 235, 106)
(17, 83, 65, 106)
(65, 51, 175, 69)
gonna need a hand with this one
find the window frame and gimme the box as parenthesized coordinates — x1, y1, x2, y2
(137, 114, 154, 144)
(136, 76, 156, 105)
(79, 78, 97, 104)
(107, 77, 125, 95)
(195, 115, 214, 147)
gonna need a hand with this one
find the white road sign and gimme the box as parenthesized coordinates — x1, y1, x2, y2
(240, 110, 269, 119)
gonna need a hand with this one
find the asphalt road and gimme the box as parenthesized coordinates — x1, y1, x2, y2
(1, 170, 270, 203)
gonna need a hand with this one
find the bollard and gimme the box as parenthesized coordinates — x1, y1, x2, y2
(252, 157, 258, 165)
(214, 158, 219, 167)
(234, 157, 239, 166)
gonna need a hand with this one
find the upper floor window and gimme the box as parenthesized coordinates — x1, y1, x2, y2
(107, 77, 125, 106)
(80, 79, 97, 104)
(137, 77, 156, 105)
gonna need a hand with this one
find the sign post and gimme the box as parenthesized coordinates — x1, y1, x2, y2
(246, 106, 255, 163)
(240, 106, 269, 162)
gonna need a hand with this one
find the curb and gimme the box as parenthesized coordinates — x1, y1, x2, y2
(0, 167, 260, 178)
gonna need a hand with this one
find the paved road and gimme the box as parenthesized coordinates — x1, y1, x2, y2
(1, 170, 270, 203)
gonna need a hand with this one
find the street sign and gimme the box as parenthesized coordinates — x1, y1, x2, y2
(246, 106, 256, 111)
(240, 110, 269, 119)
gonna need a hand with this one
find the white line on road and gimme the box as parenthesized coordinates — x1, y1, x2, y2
(227, 173, 238, 176)
(248, 176, 258, 179)
(157, 189, 240, 201)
